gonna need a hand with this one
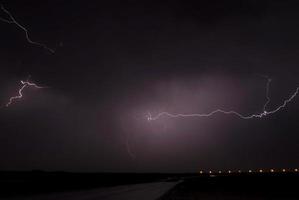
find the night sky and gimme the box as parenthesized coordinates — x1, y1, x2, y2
(1, 0, 299, 173)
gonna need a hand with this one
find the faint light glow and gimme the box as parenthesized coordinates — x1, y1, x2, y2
(282, 169, 286, 172)
(218, 171, 222, 174)
(209, 171, 212, 174)
(200, 170, 203, 174)
(228, 170, 231, 174)
(259, 169, 263, 173)
(238, 170, 241, 173)
(270, 169, 274, 173)
(295, 168, 298, 172)
(248, 170, 252, 173)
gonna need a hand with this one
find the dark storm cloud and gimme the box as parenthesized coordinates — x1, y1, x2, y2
(0, 0, 299, 172)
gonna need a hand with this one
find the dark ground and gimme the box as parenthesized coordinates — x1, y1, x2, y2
(2, 171, 299, 199)
(159, 172, 299, 200)
(0, 171, 182, 198)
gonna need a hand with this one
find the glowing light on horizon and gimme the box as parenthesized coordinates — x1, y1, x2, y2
(147, 77, 299, 121)
(0, 4, 54, 53)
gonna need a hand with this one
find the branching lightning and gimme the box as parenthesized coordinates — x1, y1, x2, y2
(6, 79, 44, 107)
(0, 4, 54, 53)
(147, 77, 299, 121)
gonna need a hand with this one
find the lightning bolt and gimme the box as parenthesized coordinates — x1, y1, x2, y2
(5, 79, 44, 107)
(262, 76, 271, 112)
(0, 4, 54, 54)
(147, 77, 299, 121)
(126, 136, 136, 160)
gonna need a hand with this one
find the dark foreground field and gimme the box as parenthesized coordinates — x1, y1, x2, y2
(0, 171, 182, 198)
(1, 171, 299, 199)
(160, 173, 299, 200)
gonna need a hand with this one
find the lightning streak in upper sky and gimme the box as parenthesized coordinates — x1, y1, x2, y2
(6, 79, 44, 107)
(147, 77, 299, 121)
(0, 4, 54, 53)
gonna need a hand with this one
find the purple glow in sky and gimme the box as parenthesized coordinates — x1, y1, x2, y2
(1, 1, 299, 173)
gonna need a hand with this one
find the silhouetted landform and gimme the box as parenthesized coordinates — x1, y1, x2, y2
(0, 171, 182, 198)
(159, 173, 299, 199)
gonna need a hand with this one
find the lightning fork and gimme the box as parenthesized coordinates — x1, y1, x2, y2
(0, 4, 54, 53)
(6, 79, 44, 107)
(147, 78, 299, 121)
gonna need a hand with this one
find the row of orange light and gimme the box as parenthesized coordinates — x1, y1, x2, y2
(199, 168, 299, 174)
